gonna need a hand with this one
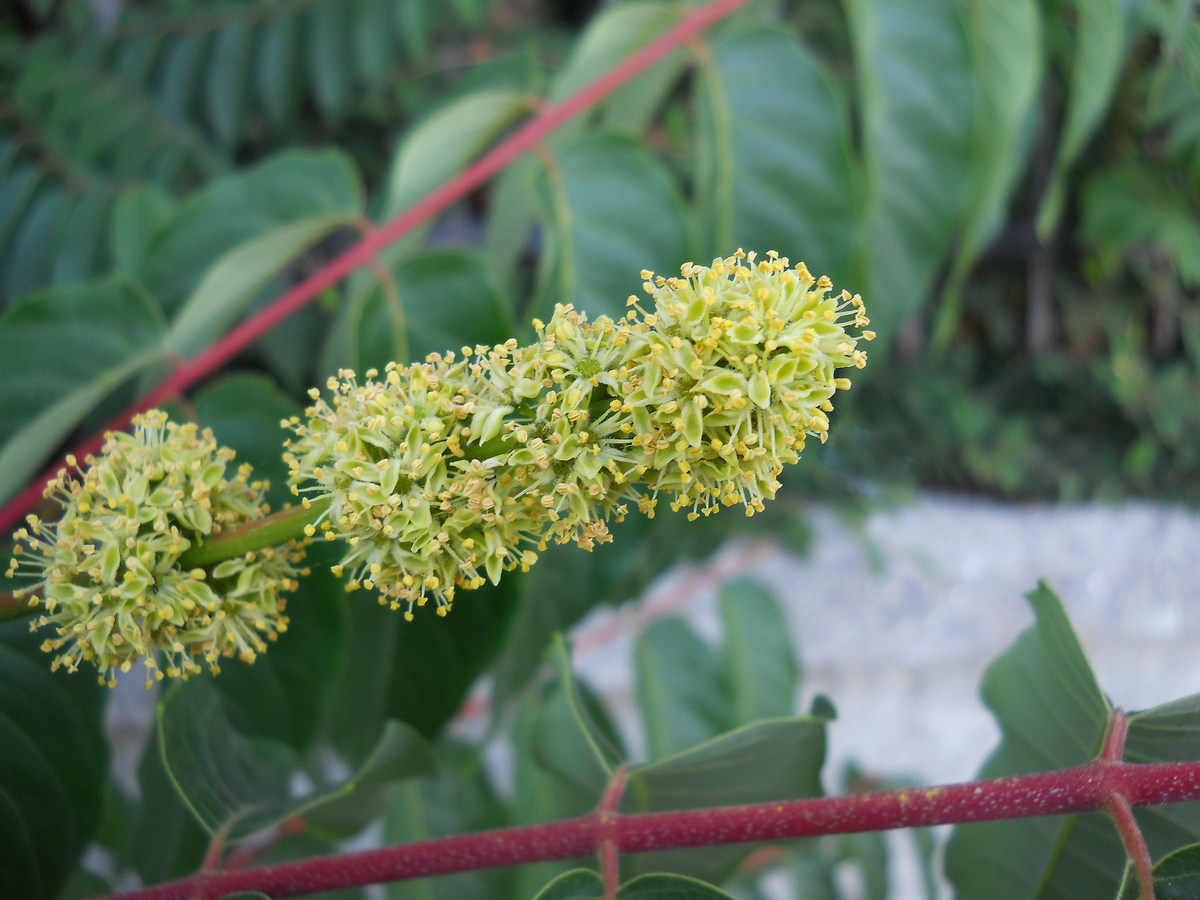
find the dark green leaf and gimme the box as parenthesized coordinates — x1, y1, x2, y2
(696, 28, 856, 278)
(1036, 0, 1128, 240)
(935, 0, 1042, 346)
(944, 581, 1114, 897)
(844, 0, 974, 338)
(383, 743, 514, 900)
(384, 89, 532, 218)
(206, 21, 252, 146)
(308, 2, 352, 123)
(138, 149, 362, 315)
(718, 577, 798, 724)
(636, 619, 727, 760)
(0, 618, 107, 900)
(0, 276, 167, 507)
(110, 185, 177, 274)
(532, 134, 687, 324)
(256, 16, 303, 128)
(157, 680, 433, 842)
(531, 869, 604, 900)
(618, 873, 738, 899)
(327, 576, 520, 758)
(1116, 843, 1200, 900)
(622, 717, 827, 881)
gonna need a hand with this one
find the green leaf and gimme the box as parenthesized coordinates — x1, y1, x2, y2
(383, 743, 515, 900)
(695, 28, 856, 278)
(139, 149, 363, 315)
(163, 212, 358, 358)
(256, 16, 303, 128)
(532, 636, 624, 795)
(0, 618, 107, 900)
(1116, 843, 1200, 900)
(110, 185, 178, 273)
(531, 869, 604, 900)
(327, 577, 520, 759)
(618, 873, 739, 899)
(623, 718, 828, 882)
(491, 512, 730, 714)
(206, 21, 252, 146)
(190, 373, 299, 509)
(547, 2, 683, 138)
(339, 249, 514, 375)
(0, 277, 167, 507)
(1035, 0, 1128, 240)
(844, 0, 974, 338)
(532, 134, 688, 323)
(934, 0, 1042, 347)
(308, 2, 352, 123)
(636, 619, 727, 760)
(385, 89, 533, 218)
(718, 577, 799, 724)
(944, 581, 1113, 897)
(157, 680, 434, 842)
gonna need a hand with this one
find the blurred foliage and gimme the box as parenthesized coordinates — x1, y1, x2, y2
(1, 0, 1199, 897)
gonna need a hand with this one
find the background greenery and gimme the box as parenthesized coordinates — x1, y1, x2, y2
(1, 0, 1198, 897)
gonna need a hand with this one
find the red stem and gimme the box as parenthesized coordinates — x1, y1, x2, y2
(95, 759, 1200, 900)
(0, 0, 753, 536)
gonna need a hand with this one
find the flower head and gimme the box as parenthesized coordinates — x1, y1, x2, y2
(619, 250, 872, 518)
(6, 411, 302, 686)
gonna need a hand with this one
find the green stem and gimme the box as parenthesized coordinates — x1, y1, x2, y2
(177, 499, 330, 569)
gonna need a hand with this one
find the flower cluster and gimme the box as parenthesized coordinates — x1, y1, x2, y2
(285, 251, 871, 617)
(6, 411, 303, 686)
(621, 250, 872, 518)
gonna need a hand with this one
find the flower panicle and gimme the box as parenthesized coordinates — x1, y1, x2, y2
(285, 250, 869, 617)
(6, 410, 303, 687)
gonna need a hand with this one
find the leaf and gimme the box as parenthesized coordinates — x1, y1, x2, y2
(531, 636, 624, 796)
(384, 89, 533, 218)
(491, 511, 730, 715)
(0, 276, 167, 507)
(618, 873, 739, 899)
(0, 618, 107, 900)
(256, 15, 303, 128)
(383, 742, 515, 900)
(934, 0, 1042, 347)
(138, 149, 363, 315)
(157, 680, 434, 842)
(110, 185, 178, 273)
(622, 718, 828, 882)
(327, 577, 520, 760)
(718, 577, 799, 724)
(636, 619, 727, 760)
(206, 21, 252, 147)
(190, 373, 300, 509)
(531, 869, 604, 900)
(1035, 0, 1128, 240)
(844, 0, 975, 339)
(308, 2, 352, 124)
(945, 581, 1137, 898)
(694, 28, 856, 278)
(1116, 843, 1200, 900)
(163, 213, 358, 358)
(340, 249, 514, 375)
(532, 134, 688, 323)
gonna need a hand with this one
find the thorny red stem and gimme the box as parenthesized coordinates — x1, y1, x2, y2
(1099, 710, 1155, 900)
(0, 0, 754, 536)
(97, 758, 1200, 900)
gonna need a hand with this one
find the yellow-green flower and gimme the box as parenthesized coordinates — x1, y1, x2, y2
(6, 411, 302, 686)
(619, 251, 872, 519)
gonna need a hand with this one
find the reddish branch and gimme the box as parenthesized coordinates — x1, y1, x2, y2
(0, 0, 755, 535)
(97, 756, 1200, 900)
